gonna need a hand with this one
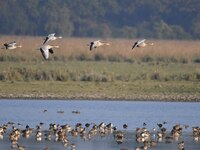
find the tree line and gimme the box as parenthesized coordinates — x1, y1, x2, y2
(0, 0, 200, 39)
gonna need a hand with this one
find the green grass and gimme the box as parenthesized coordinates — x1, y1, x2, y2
(0, 80, 199, 101)
(0, 61, 199, 82)
(0, 37, 200, 100)
(0, 61, 200, 101)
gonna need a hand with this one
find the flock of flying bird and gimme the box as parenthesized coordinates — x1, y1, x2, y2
(1, 33, 154, 60)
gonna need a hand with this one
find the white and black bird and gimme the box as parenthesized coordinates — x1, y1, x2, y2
(43, 33, 62, 45)
(2, 41, 22, 50)
(132, 39, 154, 49)
(38, 45, 59, 60)
(89, 40, 110, 51)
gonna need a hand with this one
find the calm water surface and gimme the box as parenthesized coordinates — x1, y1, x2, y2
(0, 99, 199, 150)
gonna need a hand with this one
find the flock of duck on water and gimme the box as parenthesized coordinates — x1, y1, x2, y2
(1, 33, 154, 60)
(0, 119, 199, 150)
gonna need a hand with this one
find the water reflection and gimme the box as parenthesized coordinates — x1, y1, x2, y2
(0, 99, 199, 150)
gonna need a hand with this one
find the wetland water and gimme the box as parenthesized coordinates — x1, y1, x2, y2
(0, 99, 200, 149)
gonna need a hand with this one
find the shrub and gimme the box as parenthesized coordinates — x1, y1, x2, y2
(107, 55, 121, 62)
(124, 57, 134, 63)
(169, 57, 178, 63)
(150, 72, 160, 80)
(0, 73, 6, 81)
(179, 58, 188, 64)
(195, 73, 200, 80)
(76, 53, 90, 61)
(94, 53, 106, 61)
(193, 58, 200, 63)
(81, 74, 94, 81)
(141, 55, 153, 63)
(179, 73, 190, 81)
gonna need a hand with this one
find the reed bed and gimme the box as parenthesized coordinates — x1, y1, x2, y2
(0, 36, 200, 82)
(0, 36, 200, 100)
(0, 36, 200, 63)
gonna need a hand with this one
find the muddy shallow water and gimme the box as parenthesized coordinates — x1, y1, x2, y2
(0, 99, 200, 150)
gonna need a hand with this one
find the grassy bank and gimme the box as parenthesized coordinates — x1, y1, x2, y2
(0, 61, 199, 101)
(0, 81, 200, 101)
(0, 36, 200, 101)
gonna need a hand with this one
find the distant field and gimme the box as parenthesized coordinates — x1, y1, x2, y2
(0, 36, 200, 100)
(0, 35, 200, 63)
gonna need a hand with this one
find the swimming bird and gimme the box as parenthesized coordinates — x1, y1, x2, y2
(43, 33, 62, 45)
(114, 130, 124, 144)
(89, 40, 110, 51)
(17, 144, 26, 150)
(2, 41, 22, 50)
(123, 124, 128, 129)
(38, 45, 59, 60)
(132, 39, 154, 49)
(178, 141, 185, 150)
(70, 143, 76, 150)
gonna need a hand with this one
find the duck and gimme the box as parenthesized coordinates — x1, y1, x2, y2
(89, 40, 110, 51)
(38, 45, 59, 60)
(132, 39, 154, 49)
(70, 143, 76, 150)
(2, 41, 22, 50)
(44, 147, 50, 150)
(114, 130, 124, 144)
(43, 33, 62, 45)
(85, 123, 90, 128)
(17, 144, 26, 150)
(178, 141, 185, 150)
(36, 130, 42, 141)
(123, 124, 128, 129)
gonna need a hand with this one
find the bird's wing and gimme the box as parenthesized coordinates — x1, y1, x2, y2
(43, 37, 49, 45)
(49, 48, 54, 54)
(8, 41, 17, 47)
(48, 33, 56, 38)
(132, 42, 138, 49)
(4, 43, 8, 47)
(40, 47, 49, 60)
(90, 42, 94, 51)
(137, 39, 146, 46)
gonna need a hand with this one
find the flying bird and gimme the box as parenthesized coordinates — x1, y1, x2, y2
(132, 39, 154, 49)
(43, 33, 62, 45)
(2, 41, 22, 50)
(89, 40, 110, 51)
(38, 45, 59, 60)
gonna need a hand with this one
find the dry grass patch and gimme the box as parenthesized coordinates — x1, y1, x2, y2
(0, 36, 200, 63)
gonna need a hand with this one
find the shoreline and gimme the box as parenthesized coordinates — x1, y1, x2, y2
(0, 80, 200, 102)
(0, 93, 200, 102)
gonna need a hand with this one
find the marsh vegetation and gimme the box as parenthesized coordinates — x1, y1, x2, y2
(0, 36, 200, 100)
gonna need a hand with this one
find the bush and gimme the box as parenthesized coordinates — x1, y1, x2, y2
(169, 57, 178, 63)
(76, 53, 91, 61)
(107, 55, 121, 62)
(150, 72, 160, 80)
(141, 56, 153, 63)
(0, 73, 6, 81)
(195, 73, 200, 80)
(193, 58, 200, 63)
(94, 53, 106, 61)
(124, 57, 134, 63)
(179, 58, 188, 64)
(81, 74, 94, 81)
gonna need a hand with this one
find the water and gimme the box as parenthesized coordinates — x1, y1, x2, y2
(0, 99, 200, 150)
